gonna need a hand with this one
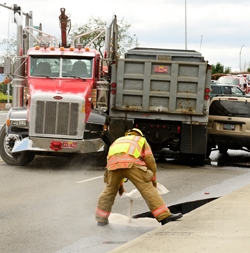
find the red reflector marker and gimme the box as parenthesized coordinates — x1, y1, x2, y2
(50, 141, 62, 152)
(204, 95, 210, 101)
(111, 83, 116, 88)
(204, 88, 210, 94)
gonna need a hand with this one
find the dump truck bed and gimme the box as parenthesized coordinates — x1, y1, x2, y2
(112, 48, 211, 120)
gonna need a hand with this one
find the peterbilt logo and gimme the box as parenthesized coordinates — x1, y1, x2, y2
(53, 95, 63, 100)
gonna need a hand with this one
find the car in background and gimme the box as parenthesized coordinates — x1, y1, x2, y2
(206, 95, 250, 158)
(210, 83, 245, 98)
(217, 75, 246, 89)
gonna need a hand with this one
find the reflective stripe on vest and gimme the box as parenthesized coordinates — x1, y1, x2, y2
(106, 153, 146, 169)
(108, 135, 145, 159)
(151, 204, 169, 217)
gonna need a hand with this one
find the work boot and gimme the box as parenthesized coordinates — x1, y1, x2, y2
(160, 213, 183, 225)
(97, 220, 109, 226)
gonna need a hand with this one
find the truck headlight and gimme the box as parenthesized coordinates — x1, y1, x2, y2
(11, 120, 27, 126)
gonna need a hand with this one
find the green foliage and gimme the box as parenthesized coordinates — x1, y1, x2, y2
(211, 62, 231, 74)
(224, 67, 231, 74)
(0, 82, 12, 95)
(0, 91, 12, 103)
(0, 82, 12, 103)
(211, 62, 224, 74)
(69, 16, 136, 57)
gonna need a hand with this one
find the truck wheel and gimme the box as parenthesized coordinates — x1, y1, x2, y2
(218, 146, 228, 154)
(89, 144, 109, 166)
(179, 153, 205, 166)
(101, 131, 115, 147)
(110, 119, 133, 140)
(206, 143, 213, 159)
(0, 125, 35, 166)
(192, 154, 205, 166)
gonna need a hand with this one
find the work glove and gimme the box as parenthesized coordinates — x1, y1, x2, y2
(118, 182, 126, 196)
(151, 174, 157, 188)
(152, 180, 157, 188)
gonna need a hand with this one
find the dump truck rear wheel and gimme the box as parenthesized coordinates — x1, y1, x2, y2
(180, 153, 205, 166)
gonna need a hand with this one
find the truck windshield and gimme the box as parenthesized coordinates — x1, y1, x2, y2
(30, 56, 93, 78)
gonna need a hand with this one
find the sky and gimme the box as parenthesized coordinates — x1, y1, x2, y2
(0, 0, 249, 72)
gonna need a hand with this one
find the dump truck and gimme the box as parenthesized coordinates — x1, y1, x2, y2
(103, 17, 212, 165)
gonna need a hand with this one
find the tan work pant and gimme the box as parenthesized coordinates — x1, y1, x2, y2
(96, 164, 171, 223)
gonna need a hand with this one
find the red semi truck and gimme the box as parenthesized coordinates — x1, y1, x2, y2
(0, 7, 113, 166)
(0, 6, 211, 167)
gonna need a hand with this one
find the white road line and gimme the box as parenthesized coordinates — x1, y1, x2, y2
(76, 175, 103, 184)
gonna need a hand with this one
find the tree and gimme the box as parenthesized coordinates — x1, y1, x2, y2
(211, 62, 231, 75)
(68, 16, 136, 58)
(0, 82, 12, 95)
(224, 66, 231, 74)
(0, 35, 17, 64)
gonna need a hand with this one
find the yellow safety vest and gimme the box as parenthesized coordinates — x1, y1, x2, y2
(108, 135, 145, 159)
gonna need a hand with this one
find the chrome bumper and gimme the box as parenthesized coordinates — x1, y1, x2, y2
(12, 137, 105, 154)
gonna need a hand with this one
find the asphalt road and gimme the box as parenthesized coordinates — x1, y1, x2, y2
(1, 110, 250, 252)
(1, 151, 250, 253)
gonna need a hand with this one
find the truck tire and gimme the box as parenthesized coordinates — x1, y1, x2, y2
(192, 154, 205, 166)
(90, 144, 109, 166)
(101, 130, 115, 147)
(218, 146, 228, 154)
(206, 143, 212, 159)
(110, 119, 133, 140)
(91, 131, 114, 166)
(0, 125, 35, 166)
(179, 153, 205, 166)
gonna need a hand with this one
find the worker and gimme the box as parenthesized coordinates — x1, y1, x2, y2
(243, 83, 248, 94)
(95, 128, 183, 226)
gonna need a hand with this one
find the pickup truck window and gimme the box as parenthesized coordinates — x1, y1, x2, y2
(209, 100, 250, 117)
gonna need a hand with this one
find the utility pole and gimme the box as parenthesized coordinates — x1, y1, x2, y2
(185, 0, 187, 50)
(199, 35, 203, 52)
(0, 3, 33, 55)
(0, 3, 33, 108)
(239, 44, 245, 72)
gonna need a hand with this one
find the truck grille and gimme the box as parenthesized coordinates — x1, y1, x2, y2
(35, 101, 79, 135)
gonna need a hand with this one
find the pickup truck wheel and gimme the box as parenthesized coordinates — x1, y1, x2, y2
(218, 146, 228, 154)
(0, 124, 35, 166)
(206, 143, 212, 158)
